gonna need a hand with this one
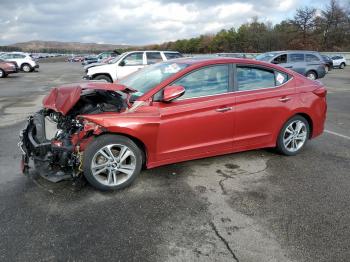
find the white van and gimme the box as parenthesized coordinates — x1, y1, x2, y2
(83, 51, 183, 82)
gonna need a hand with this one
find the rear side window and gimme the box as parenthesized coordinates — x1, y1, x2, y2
(237, 66, 275, 91)
(146, 52, 162, 64)
(164, 52, 183, 60)
(289, 54, 304, 62)
(306, 54, 320, 62)
(173, 65, 229, 99)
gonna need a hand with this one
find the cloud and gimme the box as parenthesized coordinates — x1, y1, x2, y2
(0, 0, 330, 45)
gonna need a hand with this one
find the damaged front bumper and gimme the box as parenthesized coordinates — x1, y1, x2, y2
(18, 115, 80, 183)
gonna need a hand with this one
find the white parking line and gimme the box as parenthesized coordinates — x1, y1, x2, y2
(325, 130, 350, 140)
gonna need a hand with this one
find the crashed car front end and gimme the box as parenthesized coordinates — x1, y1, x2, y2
(18, 82, 131, 182)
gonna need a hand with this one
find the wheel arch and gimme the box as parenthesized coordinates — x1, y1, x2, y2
(282, 112, 313, 139)
(92, 73, 113, 82)
(95, 132, 148, 168)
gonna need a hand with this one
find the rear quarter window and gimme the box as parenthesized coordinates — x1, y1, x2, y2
(306, 54, 320, 62)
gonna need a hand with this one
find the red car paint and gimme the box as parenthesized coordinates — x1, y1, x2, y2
(43, 58, 327, 169)
(42, 82, 130, 115)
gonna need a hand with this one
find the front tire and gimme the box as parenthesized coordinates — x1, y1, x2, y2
(83, 134, 143, 191)
(276, 115, 310, 156)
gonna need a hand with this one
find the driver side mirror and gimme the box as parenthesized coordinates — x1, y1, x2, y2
(163, 85, 185, 102)
(119, 60, 126, 66)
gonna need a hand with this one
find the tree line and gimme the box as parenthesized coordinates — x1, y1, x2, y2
(145, 0, 350, 53)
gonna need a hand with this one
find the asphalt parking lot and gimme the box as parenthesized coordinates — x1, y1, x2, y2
(0, 63, 349, 262)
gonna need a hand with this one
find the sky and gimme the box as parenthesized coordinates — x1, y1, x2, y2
(0, 0, 337, 46)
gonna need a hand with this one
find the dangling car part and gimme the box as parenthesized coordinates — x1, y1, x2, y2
(19, 82, 133, 183)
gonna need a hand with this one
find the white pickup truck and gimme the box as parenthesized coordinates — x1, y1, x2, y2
(83, 50, 183, 82)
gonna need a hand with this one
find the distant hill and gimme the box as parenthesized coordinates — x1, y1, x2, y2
(9, 40, 133, 53)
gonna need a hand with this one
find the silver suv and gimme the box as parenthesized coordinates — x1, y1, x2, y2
(256, 51, 326, 80)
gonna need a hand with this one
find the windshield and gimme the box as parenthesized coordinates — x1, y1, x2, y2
(119, 62, 189, 98)
(108, 54, 124, 64)
(255, 52, 278, 61)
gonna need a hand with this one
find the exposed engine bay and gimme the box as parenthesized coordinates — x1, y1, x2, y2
(19, 88, 128, 182)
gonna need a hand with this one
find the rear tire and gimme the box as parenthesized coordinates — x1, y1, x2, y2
(21, 63, 32, 72)
(276, 115, 310, 156)
(93, 75, 112, 83)
(83, 134, 143, 191)
(340, 63, 345, 69)
(0, 69, 6, 78)
(306, 71, 317, 80)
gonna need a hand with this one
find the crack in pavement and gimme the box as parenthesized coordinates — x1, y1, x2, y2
(210, 221, 239, 262)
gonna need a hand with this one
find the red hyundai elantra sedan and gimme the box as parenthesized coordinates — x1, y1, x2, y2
(19, 58, 327, 190)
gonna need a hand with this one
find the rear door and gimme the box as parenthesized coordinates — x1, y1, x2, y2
(287, 53, 305, 75)
(233, 64, 296, 149)
(145, 52, 163, 64)
(156, 64, 235, 161)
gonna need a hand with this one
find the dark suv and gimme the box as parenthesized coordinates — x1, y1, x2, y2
(256, 51, 326, 80)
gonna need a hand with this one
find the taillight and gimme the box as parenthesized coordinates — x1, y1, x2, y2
(313, 87, 327, 97)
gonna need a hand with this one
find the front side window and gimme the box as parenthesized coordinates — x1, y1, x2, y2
(272, 54, 287, 64)
(146, 52, 162, 65)
(172, 65, 229, 99)
(121, 52, 143, 66)
(237, 66, 275, 91)
(289, 54, 305, 62)
(306, 54, 320, 62)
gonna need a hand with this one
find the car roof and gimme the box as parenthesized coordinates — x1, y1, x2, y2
(170, 57, 269, 67)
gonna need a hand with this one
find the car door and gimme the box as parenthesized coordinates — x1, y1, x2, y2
(145, 52, 163, 64)
(116, 52, 145, 80)
(288, 53, 306, 75)
(155, 64, 235, 162)
(233, 64, 296, 149)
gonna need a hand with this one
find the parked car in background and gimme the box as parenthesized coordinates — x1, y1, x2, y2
(256, 51, 326, 80)
(20, 57, 327, 191)
(331, 55, 347, 69)
(82, 56, 98, 65)
(216, 53, 246, 58)
(83, 51, 183, 82)
(0, 52, 39, 72)
(83, 56, 117, 71)
(96, 51, 119, 61)
(66, 56, 85, 62)
(0, 59, 19, 78)
(321, 55, 333, 72)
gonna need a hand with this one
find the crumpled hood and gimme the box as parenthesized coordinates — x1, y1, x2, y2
(42, 82, 131, 115)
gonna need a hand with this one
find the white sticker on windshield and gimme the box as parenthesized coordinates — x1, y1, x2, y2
(164, 63, 181, 74)
(276, 73, 285, 85)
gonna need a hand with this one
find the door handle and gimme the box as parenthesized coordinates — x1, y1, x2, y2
(278, 97, 291, 102)
(216, 107, 232, 112)
(285, 66, 293, 68)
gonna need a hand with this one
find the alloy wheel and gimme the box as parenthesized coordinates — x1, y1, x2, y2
(283, 120, 308, 153)
(91, 144, 136, 186)
(23, 65, 31, 72)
